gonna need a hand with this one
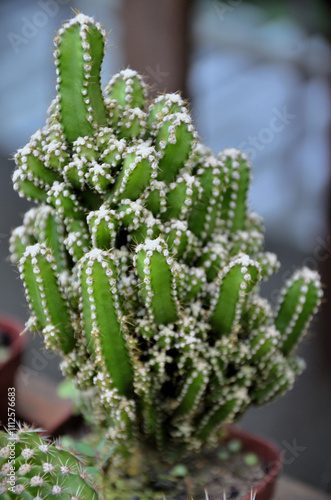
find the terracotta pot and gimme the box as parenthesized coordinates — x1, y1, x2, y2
(0, 316, 76, 436)
(226, 426, 282, 500)
(0, 316, 26, 424)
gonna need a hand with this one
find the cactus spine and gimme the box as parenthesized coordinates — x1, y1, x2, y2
(10, 13, 323, 459)
(0, 425, 99, 499)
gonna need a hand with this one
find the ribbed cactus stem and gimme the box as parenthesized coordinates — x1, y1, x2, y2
(155, 113, 196, 184)
(249, 325, 279, 363)
(147, 93, 187, 135)
(162, 172, 202, 221)
(175, 263, 207, 303)
(0, 425, 99, 499)
(164, 220, 190, 259)
(97, 135, 125, 178)
(55, 14, 108, 143)
(251, 353, 304, 405)
(210, 255, 260, 336)
(141, 179, 168, 217)
(47, 181, 90, 261)
(13, 143, 61, 202)
(87, 205, 118, 250)
(34, 205, 68, 272)
(188, 154, 228, 241)
(134, 238, 179, 325)
(174, 362, 209, 419)
(117, 107, 147, 140)
(110, 143, 158, 201)
(197, 388, 249, 441)
(229, 229, 264, 257)
(19, 244, 75, 353)
(256, 252, 280, 280)
(198, 238, 228, 281)
(274, 268, 322, 355)
(106, 68, 147, 109)
(243, 296, 273, 331)
(43, 123, 69, 171)
(219, 149, 251, 231)
(9, 225, 36, 265)
(78, 248, 133, 396)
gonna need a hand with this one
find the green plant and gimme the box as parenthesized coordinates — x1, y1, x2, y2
(10, 13, 322, 464)
(0, 424, 99, 498)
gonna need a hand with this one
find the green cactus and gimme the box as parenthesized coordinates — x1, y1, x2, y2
(11, 12, 323, 465)
(0, 424, 99, 499)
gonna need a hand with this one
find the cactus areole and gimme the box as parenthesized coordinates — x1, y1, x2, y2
(11, 14, 322, 462)
(0, 425, 99, 498)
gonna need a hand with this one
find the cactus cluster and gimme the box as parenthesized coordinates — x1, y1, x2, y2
(0, 425, 99, 499)
(10, 14, 322, 458)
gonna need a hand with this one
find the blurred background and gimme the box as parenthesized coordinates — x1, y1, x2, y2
(0, 0, 330, 494)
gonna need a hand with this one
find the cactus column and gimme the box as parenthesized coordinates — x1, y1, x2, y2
(10, 12, 323, 460)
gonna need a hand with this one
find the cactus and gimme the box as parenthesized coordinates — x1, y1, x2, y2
(0, 424, 99, 499)
(10, 12, 323, 464)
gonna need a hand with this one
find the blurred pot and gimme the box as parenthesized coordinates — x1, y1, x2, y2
(227, 426, 282, 500)
(0, 316, 25, 425)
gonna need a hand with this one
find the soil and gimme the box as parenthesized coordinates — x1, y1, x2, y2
(104, 440, 267, 500)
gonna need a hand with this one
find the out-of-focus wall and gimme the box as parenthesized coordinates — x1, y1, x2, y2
(0, 0, 122, 155)
(190, 1, 331, 253)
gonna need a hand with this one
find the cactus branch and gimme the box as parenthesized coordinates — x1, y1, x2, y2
(55, 14, 108, 143)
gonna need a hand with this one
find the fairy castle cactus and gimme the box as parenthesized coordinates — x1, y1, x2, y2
(0, 425, 99, 498)
(10, 14, 323, 458)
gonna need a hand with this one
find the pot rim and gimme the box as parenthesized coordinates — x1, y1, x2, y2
(225, 425, 282, 500)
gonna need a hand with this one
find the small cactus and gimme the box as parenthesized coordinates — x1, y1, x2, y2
(10, 12, 323, 462)
(0, 425, 99, 499)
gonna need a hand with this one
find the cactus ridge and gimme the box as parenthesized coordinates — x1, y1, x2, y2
(55, 14, 108, 143)
(0, 425, 99, 499)
(11, 13, 323, 457)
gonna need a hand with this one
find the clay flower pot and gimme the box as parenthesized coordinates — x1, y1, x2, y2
(0, 316, 26, 424)
(227, 427, 282, 500)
